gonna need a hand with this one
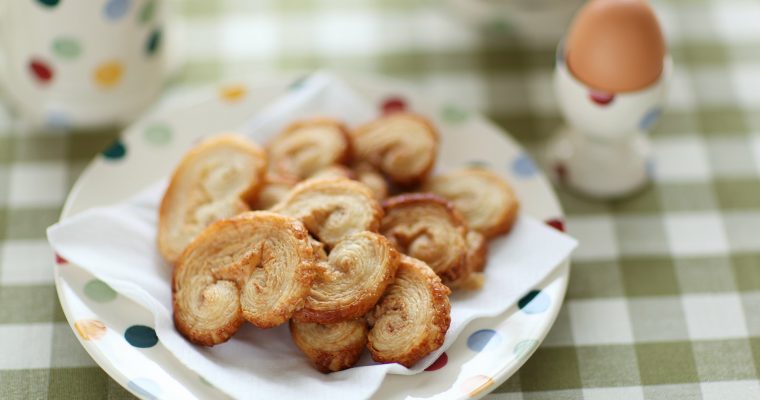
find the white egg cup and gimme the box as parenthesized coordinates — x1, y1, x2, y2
(546, 43, 671, 199)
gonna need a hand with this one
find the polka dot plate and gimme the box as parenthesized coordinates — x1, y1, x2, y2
(55, 74, 569, 400)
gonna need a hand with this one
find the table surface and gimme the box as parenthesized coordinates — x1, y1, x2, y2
(2, 0, 760, 399)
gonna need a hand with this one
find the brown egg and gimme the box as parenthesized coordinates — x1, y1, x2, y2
(566, 0, 666, 92)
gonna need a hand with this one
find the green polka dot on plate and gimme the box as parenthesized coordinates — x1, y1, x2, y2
(144, 123, 172, 145)
(513, 339, 538, 358)
(36, 0, 60, 8)
(102, 139, 126, 160)
(52, 37, 82, 60)
(138, 0, 157, 24)
(441, 104, 468, 124)
(145, 28, 162, 56)
(84, 279, 117, 302)
(127, 377, 160, 400)
(124, 325, 158, 348)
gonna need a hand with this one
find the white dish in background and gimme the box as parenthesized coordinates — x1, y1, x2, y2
(54, 74, 569, 399)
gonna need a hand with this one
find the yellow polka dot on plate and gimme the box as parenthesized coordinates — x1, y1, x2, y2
(74, 319, 107, 340)
(219, 84, 246, 102)
(460, 374, 494, 398)
(93, 61, 123, 88)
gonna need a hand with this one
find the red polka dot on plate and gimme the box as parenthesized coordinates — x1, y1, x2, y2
(425, 352, 448, 371)
(553, 162, 568, 183)
(545, 218, 565, 232)
(29, 58, 54, 84)
(381, 96, 407, 115)
(54, 253, 67, 265)
(589, 90, 614, 106)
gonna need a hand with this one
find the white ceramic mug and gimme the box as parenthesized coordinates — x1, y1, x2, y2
(0, 0, 166, 129)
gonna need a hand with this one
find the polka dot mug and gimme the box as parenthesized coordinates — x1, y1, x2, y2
(0, 0, 166, 129)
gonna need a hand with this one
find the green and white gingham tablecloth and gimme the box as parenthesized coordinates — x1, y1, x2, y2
(2, 0, 760, 398)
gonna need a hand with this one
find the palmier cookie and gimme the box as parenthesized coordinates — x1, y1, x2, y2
(158, 134, 267, 265)
(267, 118, 351, 179)
(367, 255, 451, 367)
(290, 319, 368, 373)
(173, 211, 318, 345)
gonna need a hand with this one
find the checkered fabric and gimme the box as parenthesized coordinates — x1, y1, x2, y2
(2, 0, 760, 398)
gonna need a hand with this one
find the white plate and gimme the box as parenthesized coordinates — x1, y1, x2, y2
(54, 74, 569, 400)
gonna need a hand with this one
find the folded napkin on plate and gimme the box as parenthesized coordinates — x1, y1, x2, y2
(47, 73, 577, 400)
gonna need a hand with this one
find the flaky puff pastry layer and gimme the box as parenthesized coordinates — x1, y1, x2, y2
(448, 231, 488, 291)
(267, 118, 351, 179)
(159, 134, 267, 265)
(251, 174, 298, 210)
(381, 193, 469, 285)
(272, 178, 383, 248)
(173, 212, 319, 346)
(352, 162, 388, 201)
(290, 319, 368, 373)
(367, 255, 451, 367)
(351, 113, 438, 186)
(423, 168, 519, 238)
(295, 231, 400, 324)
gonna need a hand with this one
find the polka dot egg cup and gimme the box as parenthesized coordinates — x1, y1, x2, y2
(55, 74, 569, 399)
(0, 0, 166, 128)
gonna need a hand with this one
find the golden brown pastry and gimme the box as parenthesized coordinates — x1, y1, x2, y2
(380, 194, 469, 285)
(423, 168, 519, 238)
(448, 231, 488, 290)
(271, 178, 383, 248)
(268, 118, 351, 179)
(351, 113, 438, 186)
(251, 174, 298, 210)
(309, 164, 356, 180)
(367, 255, 451, 367)
(290, 319, 368, 373)
(173, 211, 319, 345)
(352, 162, 388, 201)
(158, 134, 267, 265)
(295, 231, 400, 324)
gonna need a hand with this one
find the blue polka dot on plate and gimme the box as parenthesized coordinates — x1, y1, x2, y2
(467, 329, 502, 352)
(639, 107, 662, 131)
(104, 0, 131, 21)
(102, 139, 126, 160)
(127, 377, 160, 400)
(45, 111, 71, 130)
(518, 290, 550, 314)
(511, 153, 537, 178)
(124, 325, 158, 348)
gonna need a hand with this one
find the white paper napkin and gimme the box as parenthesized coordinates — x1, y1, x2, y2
(47, 73, 577, 400)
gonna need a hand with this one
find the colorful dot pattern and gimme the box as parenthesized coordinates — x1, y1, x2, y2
(381, 96, 407, 114)
(139, 0, 157, 25)
(425, 352, 448, 371)
(75, 319, 107, 341)
(146, 29, 162, 56)
(84, 279, 117, 303)
(518, 290, 550, 314)
(36, 0, 60, 8)
(512, 153, 538, 177)
(219, 84, 247, 102)
(513, 339, 538, 358)
(52, 37, 82, 60)
(93, 61, 124, 88)
(144, 123, 172, 145)
(102, 140, 126, 159)
(124, 325, 158, 348)
(441, 104, 468, 123)
(29, 59, 54, 84)
(104, 0, 131, 21)
(467, 329, 502, 352)
(460, 374, 494, 398)
(127, 378, 160, 400)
